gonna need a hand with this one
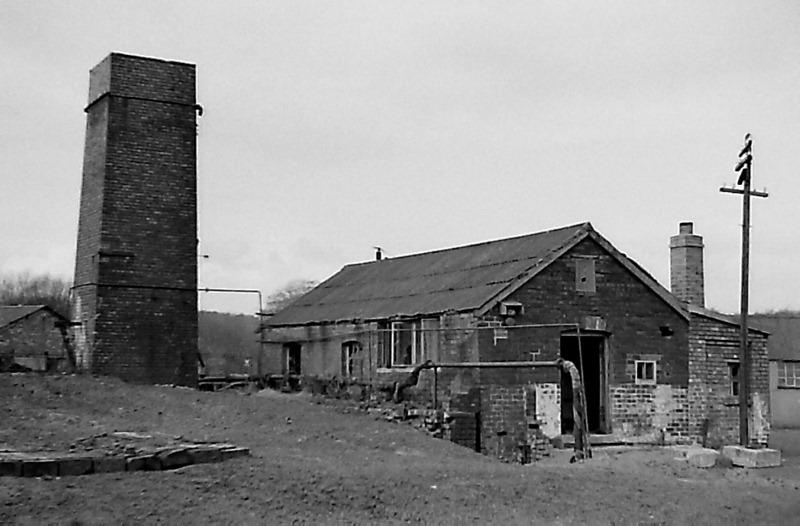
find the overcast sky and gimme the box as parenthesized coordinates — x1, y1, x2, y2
(2, 1, 799, 314)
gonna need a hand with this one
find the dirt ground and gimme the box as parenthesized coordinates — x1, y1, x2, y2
(1, 374, 799, 525)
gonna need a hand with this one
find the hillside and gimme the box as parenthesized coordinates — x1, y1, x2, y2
(198, 311, 261, 376)
(1, 373, 800, 524)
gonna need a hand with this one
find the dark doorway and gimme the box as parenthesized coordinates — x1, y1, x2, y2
(283, 343, 302, 375)
(560, 335, 607, 434)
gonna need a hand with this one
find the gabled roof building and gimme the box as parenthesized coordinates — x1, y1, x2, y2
(264, 222, 770, 460)
(0, 305, 70, 372)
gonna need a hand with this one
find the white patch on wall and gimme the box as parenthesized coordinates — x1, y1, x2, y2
(534, 383, 561, 438)
(652, 384, 677, 430)
(750, 392, 770, 445)
(72, 295, 89, 369)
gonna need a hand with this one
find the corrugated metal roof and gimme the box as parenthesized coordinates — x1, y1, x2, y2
(268, 222, 648, 326)
(750, 314, 800, 360)
(0, 305, 47, 328)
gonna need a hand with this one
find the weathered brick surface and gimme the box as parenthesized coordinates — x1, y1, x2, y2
(610, 384, 689, 441)
(0, 309, 69, 371)
(72, 53, 198, 386)
(479, 383, 559, 462)
(670, 223, 705, 306)
(492, 238, 690, 386)
(480, 385, 527, 461)
(687, 312, 769, 447)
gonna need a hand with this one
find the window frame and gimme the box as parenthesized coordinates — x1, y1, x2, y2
(376, 318, 440, 370)
(341, 341, 361, 378)
(728, 361, 740, 396)
(390, 320, 423, 367)
(778, 360, 800, 388)
(634, 360, 656, 385)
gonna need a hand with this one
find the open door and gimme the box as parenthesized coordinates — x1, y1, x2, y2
(560, 334, 608, 434)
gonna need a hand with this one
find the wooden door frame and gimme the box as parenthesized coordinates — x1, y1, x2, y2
(560, 332, 610, 434)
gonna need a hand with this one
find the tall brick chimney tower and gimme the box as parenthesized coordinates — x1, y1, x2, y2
(71, 53, 198, 386)
(670, 222, 705, 307)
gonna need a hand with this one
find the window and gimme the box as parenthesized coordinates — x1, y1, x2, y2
(341, 341, 361, 378)
(377, 318, 437, 368)
(282, 343, 301, 375)
(729, 362, 740, 396)
(635, 360, 656, 385)
(391, 320, 422, 366)
(575, 257, 596, 293)
(778, 361, 800, 388)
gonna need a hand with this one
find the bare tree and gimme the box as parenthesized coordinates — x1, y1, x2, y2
(265, 279, 318, 313)
(0, 273, 72, 315)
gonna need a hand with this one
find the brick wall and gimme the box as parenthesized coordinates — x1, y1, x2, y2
(480, 385, 527, 461)
(488, 238, 690, 387)
(479, 383, 559, 462)
(610, 385, 689, 441)
(0, 310, 68, 371)
(473, 237, 690, 441)
(669, 223, 705, 306)
(72, 53, 198, 386)
(688, 312, 769, 446)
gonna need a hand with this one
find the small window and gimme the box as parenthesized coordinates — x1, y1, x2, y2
(575, 257, 596, 293)
(635, 360, 656, 385)
(729, 362, 740, 396)
(341, 341, 361, 378)
(778, 361, 800, 388)
(282, 343, 301, 376)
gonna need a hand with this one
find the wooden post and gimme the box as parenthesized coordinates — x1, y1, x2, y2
(719, 133, 768, 446)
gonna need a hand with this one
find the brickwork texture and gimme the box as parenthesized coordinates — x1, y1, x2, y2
(72, 53, 198, 386)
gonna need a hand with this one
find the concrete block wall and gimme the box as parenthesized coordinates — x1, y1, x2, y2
(72, 53, 198, 386)
(263, 322, 377, 380)
(264, 312, 480, 407)
(688, 312, 769, 446)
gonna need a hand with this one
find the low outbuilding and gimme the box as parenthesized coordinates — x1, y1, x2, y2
(0, 305, 71, 372)
(264, 222, 770, 459)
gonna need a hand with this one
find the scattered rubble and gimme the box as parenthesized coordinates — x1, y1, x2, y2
(0, 433, 250, 478)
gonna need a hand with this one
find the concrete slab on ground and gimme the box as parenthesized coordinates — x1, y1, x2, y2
(722, 445, 781, 468)
(685, 448, 719, 468)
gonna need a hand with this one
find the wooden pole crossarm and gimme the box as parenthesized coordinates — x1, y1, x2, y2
(719, 187, 769, 198)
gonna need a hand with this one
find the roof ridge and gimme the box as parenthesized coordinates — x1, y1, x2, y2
(344, 222, 591, 267)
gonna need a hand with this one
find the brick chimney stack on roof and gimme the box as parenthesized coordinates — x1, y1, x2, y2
(670, 222, 704, 307)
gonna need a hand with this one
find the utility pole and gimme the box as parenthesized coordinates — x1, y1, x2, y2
(719, 133, 768, 446)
